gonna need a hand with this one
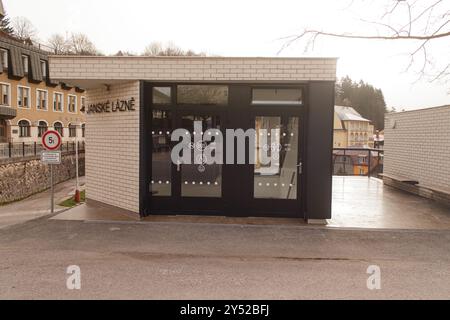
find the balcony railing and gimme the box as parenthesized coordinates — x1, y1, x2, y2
(0, 141, 85, 160)
(333, 148, 384, 177)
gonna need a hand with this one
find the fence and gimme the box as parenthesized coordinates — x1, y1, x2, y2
(333, 148, 384, 177)
(0, 141, 85, 160)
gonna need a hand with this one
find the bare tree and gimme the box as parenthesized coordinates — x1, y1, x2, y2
(143, 41, 204, 56)
(282, 0, 450, 83)
(46, 32, 99, 55)
(47, 33, 69, 54)
(12, 16, 37, 42)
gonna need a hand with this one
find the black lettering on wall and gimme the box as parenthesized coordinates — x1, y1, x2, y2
(86, 98, 136, 114)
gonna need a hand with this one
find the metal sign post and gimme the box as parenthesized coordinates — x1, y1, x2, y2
(50, 164, 54, 213)
(41, 130, 62, 214)
(74, 137, 80, 203)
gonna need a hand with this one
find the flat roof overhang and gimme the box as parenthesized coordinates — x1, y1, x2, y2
(49, 56, 338, 89)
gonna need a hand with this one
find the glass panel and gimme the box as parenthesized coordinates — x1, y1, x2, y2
(254, 116, 299, 199)
(252, 88, 303, 105)
(151, 110, 172, 197)
(177, 85, 228, 105)
(181, 115, 222, 198)
(152, 87, 171, 105)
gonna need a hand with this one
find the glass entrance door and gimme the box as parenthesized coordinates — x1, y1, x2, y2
(148, 84, 304, 218)
(250, 113, 303, 216)
(254, 116, 299, 200)
(150, 109, 225, 214)
(179, 114, 223, 199)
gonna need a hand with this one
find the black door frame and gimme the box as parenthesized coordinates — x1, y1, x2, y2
(248, 107, 305, 218)
(141, 81, 308, 219)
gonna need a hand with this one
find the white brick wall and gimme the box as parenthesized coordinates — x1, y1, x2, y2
(49, 56, 337, 85)
(85, 81, 140, 213)
(384, 105, 450, 191)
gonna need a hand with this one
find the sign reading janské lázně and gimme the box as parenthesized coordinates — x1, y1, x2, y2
(84, 98, 136, 114)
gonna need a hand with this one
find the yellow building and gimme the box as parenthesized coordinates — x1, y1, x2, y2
(0, 32, 85, 144)
(333, 105, 374, 148)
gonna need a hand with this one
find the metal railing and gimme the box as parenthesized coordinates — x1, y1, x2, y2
(0, 141, 85, 160)
(333, 148, 384, 177)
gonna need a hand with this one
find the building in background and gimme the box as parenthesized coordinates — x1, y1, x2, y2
(0, 31, 86, 144)
(333, 105, 374, 148)
(373, 130, 384, 149)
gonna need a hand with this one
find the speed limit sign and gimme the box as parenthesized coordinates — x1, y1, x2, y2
(42, 130, 62, 151)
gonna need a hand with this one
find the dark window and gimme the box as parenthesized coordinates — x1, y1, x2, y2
(40, 60, 47, 78)
(177, 85, 228, 105)
(80, 97, 86, 113)
(38, 121, 48, 137)
(22, 55, 29, 74)
(151, 110, 172, 197)
(0, 49, 8, 69)
(0, 84, 10, 106)
(0, 119, 6, 143)
(252, 88, 303, 105)
(18, 86, 30, 108)
(69, 124, 77, 137)
(19, 120, 31, 137)
(152, 87, 171, 105)
(68, 95, 77, 113)
(54, 122, 63, 137)
(81, 124, 85, 138)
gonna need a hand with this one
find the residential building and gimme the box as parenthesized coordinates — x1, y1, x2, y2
(0, 32, 86, 144)
(333, 105, 375, 148)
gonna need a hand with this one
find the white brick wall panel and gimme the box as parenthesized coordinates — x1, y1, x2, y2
(384, 105, 450, 191)
(85, 81, 140, 213)
(50, 57, 337, 84)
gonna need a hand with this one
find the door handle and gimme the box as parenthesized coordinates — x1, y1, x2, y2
(297, 162, 303, 175)
(177, 160, 182, 172)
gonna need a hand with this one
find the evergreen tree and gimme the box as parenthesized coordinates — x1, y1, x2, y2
(0, 14, 15, 35)
(335, 76, 387, 130)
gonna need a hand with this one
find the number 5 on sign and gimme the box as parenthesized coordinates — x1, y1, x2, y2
(42, 130, 62, 151)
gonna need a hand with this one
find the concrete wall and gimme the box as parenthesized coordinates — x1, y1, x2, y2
(0, 152, 85, 204)
(85, 81, 140, 213)
(384, 106, 450, 191)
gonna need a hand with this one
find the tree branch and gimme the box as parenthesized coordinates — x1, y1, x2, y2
(290, 29, 450, 41)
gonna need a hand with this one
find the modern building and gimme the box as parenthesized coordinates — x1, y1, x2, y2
(333, 105, 374, 148)
(0, 31, 86, 144)
(49, 56, 337, 222)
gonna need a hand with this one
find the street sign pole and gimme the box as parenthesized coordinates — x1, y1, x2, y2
(41, 130, 62, 214)
(50, 164, 54, 214)
(75, 137, 80, 203)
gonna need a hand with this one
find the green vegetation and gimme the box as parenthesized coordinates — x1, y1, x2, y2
(59, 190, 85, 208)
(336, 76, 387, 130)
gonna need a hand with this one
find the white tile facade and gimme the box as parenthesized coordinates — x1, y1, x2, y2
(85, 81, 140, 213)
(49, 56, 337, 84)
(384, 105, 450, 191)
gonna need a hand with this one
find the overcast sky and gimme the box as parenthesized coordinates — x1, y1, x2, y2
(5, 0, 449, 110)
